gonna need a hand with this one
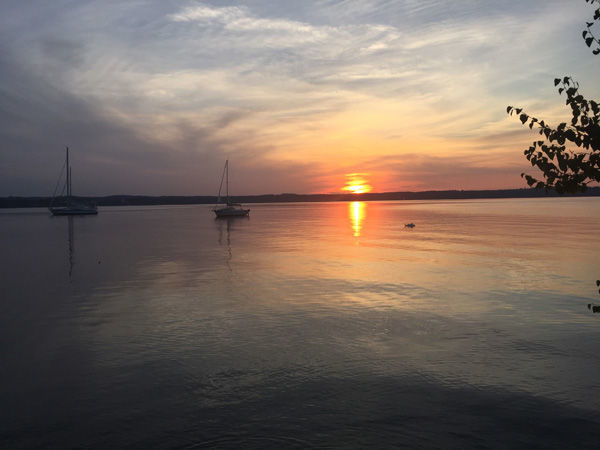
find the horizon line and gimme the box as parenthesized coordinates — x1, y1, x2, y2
(2, 186, 578, 199)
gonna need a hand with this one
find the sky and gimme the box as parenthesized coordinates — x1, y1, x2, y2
(1, 0, 598, 196)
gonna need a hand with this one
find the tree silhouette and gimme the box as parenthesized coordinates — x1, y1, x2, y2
(508, 1, 600, 297)
(507, 0, 599, 194)
(507, 78, 599, 193)
(583, 0, 600, 55)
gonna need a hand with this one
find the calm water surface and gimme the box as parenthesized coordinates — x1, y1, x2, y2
(1, 198, 600, 448)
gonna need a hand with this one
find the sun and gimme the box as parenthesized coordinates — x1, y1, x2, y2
(342, 173, 372, 194)
(346, 184, 368, 194)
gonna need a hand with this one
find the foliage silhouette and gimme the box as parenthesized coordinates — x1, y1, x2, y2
(508, 1, 600, 300)
(507, 78, 600, 194)
(507, 1, 600, 194)
(583, 0, 600, 55)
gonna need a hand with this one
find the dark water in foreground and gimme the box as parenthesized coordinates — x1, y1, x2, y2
(1, 198, 600, 448)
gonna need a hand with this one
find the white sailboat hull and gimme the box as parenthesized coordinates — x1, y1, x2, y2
(213, 160, 249, 218)
(213, 206, 250, 217)
(49, 147, 98, 216)
(49, 206, 98, 215)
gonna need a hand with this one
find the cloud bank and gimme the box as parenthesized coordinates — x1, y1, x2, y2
(0, 0, 598, 195)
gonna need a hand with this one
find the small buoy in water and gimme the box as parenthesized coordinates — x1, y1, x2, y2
(405, 223, 415, 228)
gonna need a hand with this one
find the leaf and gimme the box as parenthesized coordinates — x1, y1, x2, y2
(558, 155, 567, 172)
(586, 37, 594, 47)
(594, 48, 600, 55)
(554, 78, 561, 86)
(520, 114, 528, 124)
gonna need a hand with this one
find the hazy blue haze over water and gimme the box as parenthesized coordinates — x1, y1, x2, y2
(1, 198, 600, 448)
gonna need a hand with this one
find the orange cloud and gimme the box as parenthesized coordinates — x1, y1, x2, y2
(342, 173, 372, 193)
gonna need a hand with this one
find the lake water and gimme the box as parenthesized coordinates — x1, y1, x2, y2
(1, 198, 600, 448)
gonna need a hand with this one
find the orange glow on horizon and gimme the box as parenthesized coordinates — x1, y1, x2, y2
(342, 173, 372, 194)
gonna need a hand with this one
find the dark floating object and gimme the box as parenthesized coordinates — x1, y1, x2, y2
(405, 223, 415, 228)
(588, 303, 600, 314)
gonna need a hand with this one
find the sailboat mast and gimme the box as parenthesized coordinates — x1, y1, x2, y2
(66, 146, 70, 198)
(226, 159, 229, 204)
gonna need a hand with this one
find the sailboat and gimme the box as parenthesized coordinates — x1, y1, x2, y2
(49, 147, 98, 216)
(212, 160, 250, 218)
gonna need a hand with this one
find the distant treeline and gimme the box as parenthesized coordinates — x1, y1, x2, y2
(2, 187, 600, 208)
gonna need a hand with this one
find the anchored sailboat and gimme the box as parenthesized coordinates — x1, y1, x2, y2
(49, 147, 98, 216)
(212, 160, 249, 218)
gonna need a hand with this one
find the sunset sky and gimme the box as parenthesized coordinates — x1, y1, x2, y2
(1, 0, 598, 196)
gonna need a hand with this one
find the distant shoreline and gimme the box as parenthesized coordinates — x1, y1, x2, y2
(2, 187, 600, 208)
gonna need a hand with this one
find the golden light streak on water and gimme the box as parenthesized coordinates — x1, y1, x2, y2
(349, 201, 366, 237)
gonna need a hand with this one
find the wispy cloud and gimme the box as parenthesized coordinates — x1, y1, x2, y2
(0, 0, 598, 195)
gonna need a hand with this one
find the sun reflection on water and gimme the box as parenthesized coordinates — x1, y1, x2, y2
(349, 201, 366, 237)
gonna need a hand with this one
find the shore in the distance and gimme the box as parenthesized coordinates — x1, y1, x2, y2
(2, 187, 600, 209)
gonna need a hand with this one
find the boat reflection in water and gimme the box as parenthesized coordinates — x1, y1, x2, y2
(217, 216, 233, 268)
(349, 201, 366, 237)
(67, 216, 74, 279)
(216, 215, 249, 271)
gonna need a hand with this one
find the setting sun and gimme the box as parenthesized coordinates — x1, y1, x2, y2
(342, 173, 372, 194)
